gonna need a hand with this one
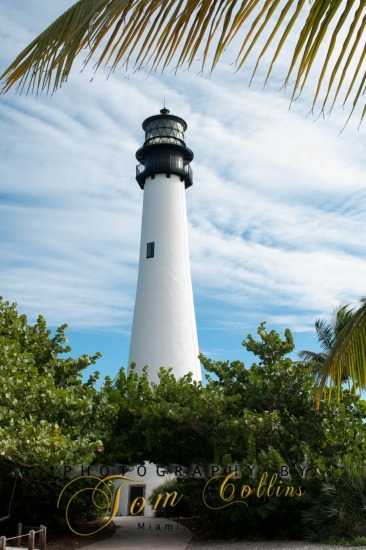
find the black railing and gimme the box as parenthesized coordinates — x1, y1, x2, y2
(136, 156, 192, 179)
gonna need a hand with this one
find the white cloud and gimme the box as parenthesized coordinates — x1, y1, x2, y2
(1, 1, 365, 369)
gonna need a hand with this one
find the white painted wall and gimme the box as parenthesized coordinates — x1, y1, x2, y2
(128, 172, 201, 383)
(115, 462, 175, 517)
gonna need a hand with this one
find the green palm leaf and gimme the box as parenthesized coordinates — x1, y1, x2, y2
(1, 0, 365, 122)
(316, 300, 366, 405)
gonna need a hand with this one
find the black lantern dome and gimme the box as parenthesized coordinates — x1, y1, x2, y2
(136, 108, 193, 189)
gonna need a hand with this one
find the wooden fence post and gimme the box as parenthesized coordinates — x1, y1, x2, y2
(0, 535, 6, 550)
(28, 529, 35, 550)
(16, 522, 22, 547)
(39, 524, 47, 550)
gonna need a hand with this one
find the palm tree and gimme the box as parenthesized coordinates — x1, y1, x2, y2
(300, 300, 366, 403)
(299, 304, 355, 378)
(316, 298, 366, 402)
(1, 0, 365, 123)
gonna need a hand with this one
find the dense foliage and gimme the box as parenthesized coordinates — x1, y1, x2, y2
(1, 298, 366, 538)
(0, 297, 116, 470)
(302, 467, 366, 541)
(105, 323, 366, 475)
(103, 322, 366, 538)
(0, 297, 118, 524)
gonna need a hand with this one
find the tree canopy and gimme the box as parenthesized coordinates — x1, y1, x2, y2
(102, 322, 366, 539)
(1, 298, 365, 534)
(2, 297, 364, 478)
(0, 297, 117, 473)
(103, 322, 366, 480)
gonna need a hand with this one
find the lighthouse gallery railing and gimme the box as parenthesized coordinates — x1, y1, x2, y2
(136, 156, 192, 179)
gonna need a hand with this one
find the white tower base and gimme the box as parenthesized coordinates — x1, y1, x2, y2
(129, 172, 200, 383)
(116, 462, 175, 517)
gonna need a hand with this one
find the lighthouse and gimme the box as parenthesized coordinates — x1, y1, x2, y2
(128, 108, 201, 383)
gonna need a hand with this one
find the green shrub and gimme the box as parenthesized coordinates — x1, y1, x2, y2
(302, 467, 366, 540)
(148, 477, 193, 517)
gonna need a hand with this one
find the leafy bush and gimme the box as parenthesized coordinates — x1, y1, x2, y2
(0, 298, 118, 525)
(107, 323, 366, 539)
(148, 477, 193, 517)
(302, 467, 366, 540)
(57, 475, 115, 528)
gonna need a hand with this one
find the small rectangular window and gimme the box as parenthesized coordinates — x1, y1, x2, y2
(146, 242, 155, 259)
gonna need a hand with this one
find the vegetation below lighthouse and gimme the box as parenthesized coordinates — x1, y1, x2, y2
(1, 297, 366, 541)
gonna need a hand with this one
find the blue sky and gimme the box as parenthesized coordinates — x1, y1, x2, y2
(1, 1, 365, 382)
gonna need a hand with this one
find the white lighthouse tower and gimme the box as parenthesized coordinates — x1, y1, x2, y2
(128, 107, 201, 383)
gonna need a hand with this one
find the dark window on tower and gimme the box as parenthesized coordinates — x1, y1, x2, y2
(146, 242, 155, 258)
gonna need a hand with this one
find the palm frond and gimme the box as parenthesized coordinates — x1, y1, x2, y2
(315, 300, 366, 406)
(315, 318, 335, 354)
(1, 0, 365, 122)
(298, 349, 326, 362)
(333, 304, 354, 335)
